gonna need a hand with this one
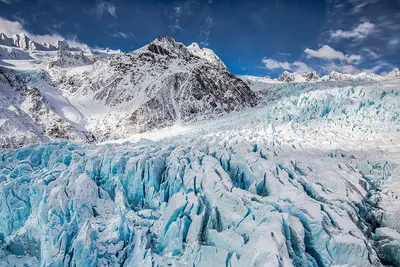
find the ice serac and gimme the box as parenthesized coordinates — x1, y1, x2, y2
(0, 130, 397, 266)
(53, 36, 259, 139)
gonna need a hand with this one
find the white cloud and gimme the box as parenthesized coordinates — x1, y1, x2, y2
(324, 63, 361, 74)
(262, 58, 291, 70)
(96, 1, 117, 19)
(0, 17, 88, 49)
(292, 61, 314, 73)
(324, 61, 392, 75)
(0, 17, 24, 36)
(304, 45, 361, 63)
(262, 58, 313, 73)
(330, 22, 375, 39)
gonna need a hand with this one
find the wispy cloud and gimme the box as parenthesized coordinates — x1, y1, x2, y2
(361, 48, 380, 59)
(324, 60, 393, 75)
(0, 17, 24, 36)
(0, 0, 18, 4)
(330, 21, 375, 39)
(200, 16, 213, 47)
(262, 58, 313, 73)
(96, 1, 117, 19)
(348, 0, 381, 13)
(304, 45, 361, 63)
(11, 14, 26, 25)
(32, 12, 47, 22)
(112, 32, 135, 39)
(168, 1, 197, 33)
(169, 5, 185, 32)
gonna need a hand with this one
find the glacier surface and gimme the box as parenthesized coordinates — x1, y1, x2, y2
(1, 77, 400, 266)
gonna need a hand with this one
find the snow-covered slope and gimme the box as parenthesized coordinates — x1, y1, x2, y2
(0, 45, 32, 60)
(0, 67, 94, 148)
(273, 70, 386, 83)
(1, 77, 400, 266)
(48, 50, 92, 68)
(387, 68, 400, 77)
(244, 69, 398, 85)
(187, 42, 226, 69)
(320, 71, 383, 81)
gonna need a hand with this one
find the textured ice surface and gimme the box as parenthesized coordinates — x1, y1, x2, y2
(0, 122, 399, 266)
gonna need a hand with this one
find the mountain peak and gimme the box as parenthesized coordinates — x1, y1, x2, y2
(147, 36, 190, 59)
(278, 71, 320, 83)
(187, 42, 226, 69)
(0, 32, 76, 52)
(387, 68, 400, 77)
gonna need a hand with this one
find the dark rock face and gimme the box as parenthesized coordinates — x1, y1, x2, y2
(302, 71, 320, 82)
(147, 36, 191, 59)
(278, 71, 320, 83)
(128, 63, 259, 132)
(48, 50, 92, 69)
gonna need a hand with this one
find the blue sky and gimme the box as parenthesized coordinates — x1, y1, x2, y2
(0, 0, 399, 77)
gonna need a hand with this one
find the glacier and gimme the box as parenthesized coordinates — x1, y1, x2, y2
(1, 77, 400, 266)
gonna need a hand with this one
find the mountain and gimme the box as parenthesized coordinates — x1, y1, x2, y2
(51, 36, 259, 140)
(0, 32, 75, 51)
(277, 71, 320, 83)
(320, 71, 383, 81)
(0, 33, 14, 47)
(0, 36, 259, 145)
(387, 68, 400, 77)
(48, 50, 92, 68)
(301, 71, 320, 81)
